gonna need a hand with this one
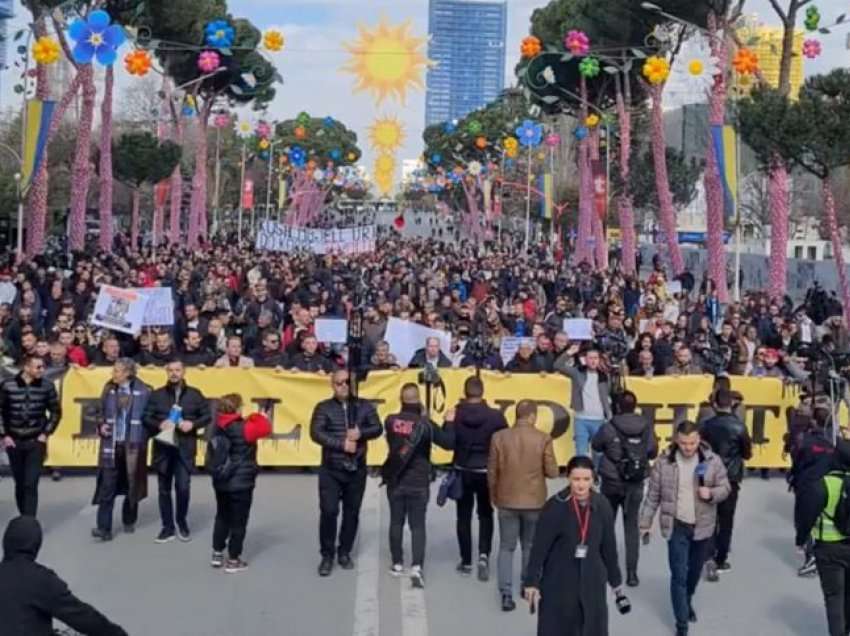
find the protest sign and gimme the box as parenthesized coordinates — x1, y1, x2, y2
(384, 318, 451, 367)
(255, 221, 376, 254)
(667, 281, 683, 295)
(564, 318, 594, 341)
(136, 287, 175, 326)
(91, 286, 147, 335)
(500, 337, 536, 366)
(0, 281, 17, 306)
(315, 319, 348, 343)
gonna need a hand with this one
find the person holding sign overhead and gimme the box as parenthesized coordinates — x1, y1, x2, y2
(144, 359, 211, 544)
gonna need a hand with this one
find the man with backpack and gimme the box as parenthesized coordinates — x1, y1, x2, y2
(592, 390, 657, 588)
(699, 388, 753, 582)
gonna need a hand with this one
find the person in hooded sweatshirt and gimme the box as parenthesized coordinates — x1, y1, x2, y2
(0, 516, 127, 636)
(208, 393, 272, 573)
(440, 375, 508, 581)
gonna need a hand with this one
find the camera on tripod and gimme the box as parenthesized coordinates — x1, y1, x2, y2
(418, 364, 442, 387)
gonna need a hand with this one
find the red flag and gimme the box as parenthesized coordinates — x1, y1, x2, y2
(393, 213, 405, 231)
(591, 159, 607, 221)
(154, 181, 170, 207)
(242, 179, 254, 209)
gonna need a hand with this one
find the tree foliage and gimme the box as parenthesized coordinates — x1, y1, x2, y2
(113, 132, 182, 188)
(274, 116, 362, 167)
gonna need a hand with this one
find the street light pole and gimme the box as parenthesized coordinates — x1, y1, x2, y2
(525, 146, 532, 253)
(237, 142, 246, 243)
(265, 139, 277, 223)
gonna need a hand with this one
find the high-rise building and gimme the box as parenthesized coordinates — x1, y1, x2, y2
(736, 25, 804, 97)
(425, 0, 507, 127)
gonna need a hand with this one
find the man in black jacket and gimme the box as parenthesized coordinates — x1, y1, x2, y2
(143, 359, 211, 543)
(0, 516, 127, 636)
(137, 331, 177, 367)
(310, 369, 382, 577)
(0, 355, 61, 516)
(408, 336, 452, 369)
(699, 388, 753, 581)
(251, 329, 289, 368)
(442, 376, 508, 581)
(290, 334, 334, 373)
(592, 390, 658, 587)
(179, 329, 214, 367)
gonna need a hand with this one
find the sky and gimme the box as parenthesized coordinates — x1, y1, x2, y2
(0, 0, 847, 181)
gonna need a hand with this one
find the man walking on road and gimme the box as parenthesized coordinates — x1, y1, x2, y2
(488, 400, 559, 611)
(592, 390, 657, 587)
(640, 420, 731, 636)
(699, 388, 752, 581)
(443, 376, 508, 581)
(311, 369, 382, 577)
(0, 355, 61, 517)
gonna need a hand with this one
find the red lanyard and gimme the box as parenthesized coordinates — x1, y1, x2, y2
(572, 496, 591, 545)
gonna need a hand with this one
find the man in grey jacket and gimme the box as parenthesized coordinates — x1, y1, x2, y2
(559, 346, 612, 458)
(639, 420, 731, 636)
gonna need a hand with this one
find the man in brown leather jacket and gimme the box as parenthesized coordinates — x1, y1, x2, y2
(488, 400, 559, 612)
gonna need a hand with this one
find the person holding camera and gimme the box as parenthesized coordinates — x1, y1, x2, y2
(310, 369, 382, 577)
(523, 455, 628, 636)
(592, 390, 658, 587)
(639, 420, 731, 636)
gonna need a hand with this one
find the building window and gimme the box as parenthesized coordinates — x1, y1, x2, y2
(808, 246, 817, 260)
(794, 246, 803, 259)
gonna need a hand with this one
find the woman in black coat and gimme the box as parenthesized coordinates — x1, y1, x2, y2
(208, 393, 271, 573)
(524, 456, 626, 636)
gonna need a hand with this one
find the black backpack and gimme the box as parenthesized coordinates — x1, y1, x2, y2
(205, 431, 236, 483)
(613, 420, 650, 483)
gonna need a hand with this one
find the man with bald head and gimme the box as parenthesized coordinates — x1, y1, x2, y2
(310, 369, 382, 577)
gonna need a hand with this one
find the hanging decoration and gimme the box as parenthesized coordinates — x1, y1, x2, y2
(431, 152, 443, 165)
(181, 96, 197, 117)
(32, 36, 60, 65)
(803, 39, 822, 59)
(521, 35, 542, 59)
(444, 120, 457, 134)
(124, 49, 152, 76)
(475, 136, 488, 150)
(323, 116, 336, 128)
(68, 9, 126, 66)
(369, 116, 406, 152)
(669, 36, 720, 97)
(642, 56, 671, 85)
(197, 50, 221, 73)
(256, 121, 273, 139)
(574, 126, 589, 140)
(296, 112, 311, 127)
(294, 126, 307, 140)
(204, 19, 235, 49)
(585, 114, 600, 128)
(289, 146, 307, 168)
(467, 161, 483, 176)
(732, 48, 759, 75)
(578, 56, 601, 78)
(466, 119, 483, 136)
(236, 118, 254, 139)
(262, 28, 285, 53)
(564, 30, 590, 56)
(545, 133, 561, 148)
(805, 6, 821, 32)
(516, 120, 543, 148)
(503, 136, 519, 158)
(213, 112, 231, 128)
(258, 138, 270, 151)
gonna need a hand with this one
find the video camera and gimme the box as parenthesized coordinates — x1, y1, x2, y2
(418, 364, 442, 387)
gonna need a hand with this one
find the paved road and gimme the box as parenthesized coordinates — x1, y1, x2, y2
(0, 473, 825, 636)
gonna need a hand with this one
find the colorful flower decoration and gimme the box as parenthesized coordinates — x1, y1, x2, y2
(732, 48, 759, 76)
(313, 169, 325, 182)
(294, 126, 307, 140)
(289, 146, 307, 168)
(255, 121, 272, 139)
(564, 30, 590, 56)
(475, 136, 487, 150)
(213, 112, 230, 128)
(32, 37, 60, 65)
(805, 6, 821, 32)
(520, 36, 542, 59)
(444, 120, 457, 134)
(68, 10, 126, 66)
(347, 152, 357, 162)
(182, 96, 196, 117)
(803, 39, 822, 59)
(545, 133, 561, 148)
(124, 50, 152, 76)
(585, 114, 600, 128)
(323, 116, 335, 128)
(197, 50, 221, 73)
(431, 153, 443, 165)
(516, 120, 543, 148)
(669, 38, 720, 96)
(236, 119, 254, 139)
(578, 56, 601, 78)
(574, 126, 589, 141)
(467, 161, 482, 176)
(204, 20, 235, 49)
(296, 112, 311, 127)
(263, 28, 285, 53)
(466, 120, 483, 136)
(258, 138, 270, 150)
(642, 56, 670, 85)
(503, 136, 519, 153)
(330, 149, 342, 161)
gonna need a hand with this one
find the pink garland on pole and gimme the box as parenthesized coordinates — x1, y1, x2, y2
(97, 66, 114, 252)
(767, 160, 789, 300)
(575, 76, 595, 268)
(25, 19, 51, 258)
(67, 64, 96, 252)
(462, 177, 484, 242)
(616, 80, 637, 275)
(590, 128, 608, 270)
(650, 84, 684, 275)
(823, 179, 850, 326)
(187, 102, 211, 247)
(703, 13, 731, 302)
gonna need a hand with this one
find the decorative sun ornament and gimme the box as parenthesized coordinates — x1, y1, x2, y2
(342, 18, 431, 105)
(124, 49, 152, 76)
(520, 35, 542, 59)
(33, 37, 60, 65)
(642, 56, 671, 85)
(578, 56, 601, 78)
(375, 154, 395, 174)
(68, 9, 126, 66)
(803, 39, 822, 59)
(262, 28, 285, 53)
(369, 116, 406, 152)
(585, 114, 600, 128)
(197, 50, 221, 73)
(564, 30, 590, 56)
(732, 48, 759, 76)
(235, 119, 254, 139)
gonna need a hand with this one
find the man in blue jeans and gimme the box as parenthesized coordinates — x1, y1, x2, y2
(561, 347, 612, 458)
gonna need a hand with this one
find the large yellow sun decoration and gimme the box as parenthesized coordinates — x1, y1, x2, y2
(369, 116, 406, 152)
(342, 18, 432, 106)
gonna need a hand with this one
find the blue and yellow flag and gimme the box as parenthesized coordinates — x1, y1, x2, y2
(20, 99, 56, 195)
(540, 173, 553, 219)
(711, 124, 738, 221)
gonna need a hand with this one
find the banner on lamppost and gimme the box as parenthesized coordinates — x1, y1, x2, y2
(242, 179, 255, 209)
(591, 159, 607, 221)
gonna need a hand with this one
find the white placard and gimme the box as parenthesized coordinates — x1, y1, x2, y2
(256, 221, 376, 254)
(315, 318, 348, 344)
(800, 322, 813, 344)
(0, 282, 17, 306)
(667, 281, 683, 295)
(135, 287, 174, 326)
(500, 337, 536, 366)
(564, 318, 594, 341)
(384, 317, 451, 367)
(91, 285, 148, 335)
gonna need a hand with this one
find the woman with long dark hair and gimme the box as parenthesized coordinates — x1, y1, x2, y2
(524, 456, 628, 636)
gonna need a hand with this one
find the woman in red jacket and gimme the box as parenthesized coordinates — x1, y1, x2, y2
(207, 394, 272, 573)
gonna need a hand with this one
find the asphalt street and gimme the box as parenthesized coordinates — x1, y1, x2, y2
(0, 472, 826, 636)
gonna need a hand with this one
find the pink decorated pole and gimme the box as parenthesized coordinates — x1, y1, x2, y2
(616, 80, 636, 275)
(97, 66, 114, 253)
(462, 177, 483, 242)
(130, 189, 140, 250)
(575, 77, 594, 267)
(703, 13, 731, 302)
(187, 102, 212, 247)
(153, 202, 164, 247)
(767, 160, 789, 299)
(590, 129, 608, 270)
(25, 20, 51, 258)
(823, 178, 850, 326)
(67, 64, 96, 252)
(650, 85, 684, 275)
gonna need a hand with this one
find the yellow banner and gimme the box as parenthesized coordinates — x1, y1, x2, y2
(46, 369, 810, 468)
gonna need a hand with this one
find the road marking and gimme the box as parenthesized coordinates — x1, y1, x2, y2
(400, 571, 429, 636)
(352, 477, 381, 636)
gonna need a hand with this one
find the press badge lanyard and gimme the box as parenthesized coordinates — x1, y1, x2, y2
(572, 497, 591, 559)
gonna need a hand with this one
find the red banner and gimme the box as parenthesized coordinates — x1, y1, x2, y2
(154, 181, 170, 207)
(242, 179, 254, 209)
(591, 159, 607, 221)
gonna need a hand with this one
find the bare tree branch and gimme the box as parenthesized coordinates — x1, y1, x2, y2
(767, 0, 788, 23)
